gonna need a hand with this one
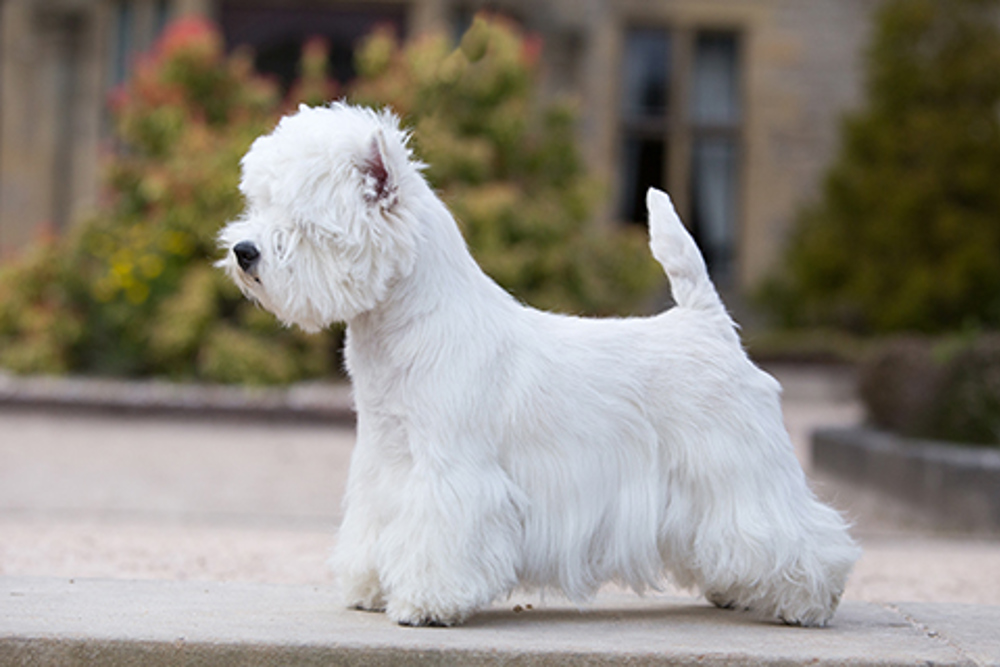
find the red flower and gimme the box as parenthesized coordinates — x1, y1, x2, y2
(521, 34, 543, 68)
(156, 16, 220, 59)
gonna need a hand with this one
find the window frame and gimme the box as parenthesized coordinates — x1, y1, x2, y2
(616, 23, 745, 287)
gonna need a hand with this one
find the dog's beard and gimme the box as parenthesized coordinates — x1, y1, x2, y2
(217, 227, 409, 332)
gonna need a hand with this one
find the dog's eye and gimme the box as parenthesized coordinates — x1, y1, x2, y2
(271, 226, 305, 263)
(265, 229, 290, 262)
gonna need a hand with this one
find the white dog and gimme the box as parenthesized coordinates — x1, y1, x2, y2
(218, 102, 859, 628)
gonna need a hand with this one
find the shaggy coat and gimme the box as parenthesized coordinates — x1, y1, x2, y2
(218, 103, 860, 628)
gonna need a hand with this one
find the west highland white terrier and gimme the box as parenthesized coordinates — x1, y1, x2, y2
(218, 102, 860, 628)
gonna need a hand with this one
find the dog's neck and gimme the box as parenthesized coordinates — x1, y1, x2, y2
(346, 179, 516, 356)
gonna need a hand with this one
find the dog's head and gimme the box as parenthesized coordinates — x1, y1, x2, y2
(217, 103, 422, 331)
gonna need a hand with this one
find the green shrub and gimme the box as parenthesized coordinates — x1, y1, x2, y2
(859, 334, 1000, 445)
(351, 16, 662, 315)
(763, 0, 1000, 334)
(0, 15, 660, 383)
(0, 18, 338, 384)
(0, 240, 84, 374)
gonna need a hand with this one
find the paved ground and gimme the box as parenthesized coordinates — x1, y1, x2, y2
(6, 576, 999, 667)
(1, 365, 999, 607)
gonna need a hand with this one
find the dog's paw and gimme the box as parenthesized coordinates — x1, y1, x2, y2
(397, 617, 454, 628)
(706, 591, 748, 612)
(777, 610, 831, 628)
(342, 574, 386, 613)
(774, 592, 841, 628)
(762, 582, 844, 628)
(387, 599, 465, 628)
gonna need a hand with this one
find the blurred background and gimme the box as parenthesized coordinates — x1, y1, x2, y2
(0, 0, 998, 604)
(3, 0, 1000, 369)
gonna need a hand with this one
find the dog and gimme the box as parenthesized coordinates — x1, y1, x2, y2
(218, 102, 860, 628)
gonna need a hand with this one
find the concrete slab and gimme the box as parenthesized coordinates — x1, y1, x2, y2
(1, 576, 988, 666)
(894, 602, 1000, 667)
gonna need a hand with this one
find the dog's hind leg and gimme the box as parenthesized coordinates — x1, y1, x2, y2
(658, 424, 859, 627)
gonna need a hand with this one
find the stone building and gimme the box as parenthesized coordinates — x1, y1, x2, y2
(0, 0, 877, 293)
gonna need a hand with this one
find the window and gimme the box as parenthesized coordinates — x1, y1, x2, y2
(619, 28, 742, 285)
(106, 1, 174, 143)
(110, 1, 135, 88)
(220, 1, 407, 90)
(619, 29, 671, 225)
(153, 0, 172, 40)
(690, 32, 741, 284)
(109, 1, 175, 89)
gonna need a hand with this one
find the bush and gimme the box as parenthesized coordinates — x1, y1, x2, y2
(0, 15, 660, 383)
(763, 0, 1000, 334)
(859, 334, 1000, 446)
(350, 16, 662, 315)
(0, 240, 84, 374)
(0, 18, 339, 383)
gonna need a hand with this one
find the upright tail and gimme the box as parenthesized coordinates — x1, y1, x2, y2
(646, 188, 725, 313)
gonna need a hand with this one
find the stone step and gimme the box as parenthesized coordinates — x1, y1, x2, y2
(3, 576, 998, 666)
(0, 372, 355, 424)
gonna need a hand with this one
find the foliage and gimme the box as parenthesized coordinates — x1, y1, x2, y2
(859, 334, 1000, 446)
(741, 328, 868, 366)
(762, 0, 1000, 333)
(351, 16, 662, 314)
(0, 240, 84, 374)
(0, 18, 338, 383)
(0, 15, 660, 383)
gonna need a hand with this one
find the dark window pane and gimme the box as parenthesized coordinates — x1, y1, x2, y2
(691, 32, 740, 126)
(690, 136, 738, 283)
(111, 1, 134, 87)
(622, 29, 671, 119)
(154, 0, 171, 38)
(620, 137, 666, 223)
(220, 2, 407, 89)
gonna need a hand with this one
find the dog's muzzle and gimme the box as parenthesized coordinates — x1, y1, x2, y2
(233, 241, 261, 274)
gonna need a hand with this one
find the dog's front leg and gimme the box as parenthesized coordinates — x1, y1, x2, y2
(377, 451, 523, 627)
(331, 418, 402, 613)
(335, 508, 386, 612)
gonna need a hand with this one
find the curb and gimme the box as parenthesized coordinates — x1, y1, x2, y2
(813, 427, 1000, 535)
(0, 372, 356, 425)
(4, 576, 1000, 666)
(0, 362, 841, 426)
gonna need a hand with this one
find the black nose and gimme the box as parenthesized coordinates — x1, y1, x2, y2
(233, 241, 260, 272)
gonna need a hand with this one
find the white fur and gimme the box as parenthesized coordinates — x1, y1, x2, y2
(218, 102, 860, 628)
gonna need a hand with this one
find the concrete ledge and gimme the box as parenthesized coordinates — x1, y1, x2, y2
(3, 577, 999, 666)
(813, 427, 1000, 534)
(0, 372, 355, 424)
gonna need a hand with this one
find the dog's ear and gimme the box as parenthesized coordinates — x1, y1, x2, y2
(360, 130, 399, 210)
